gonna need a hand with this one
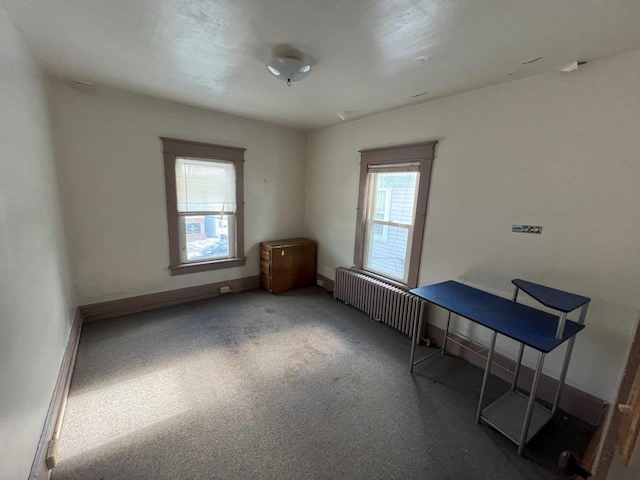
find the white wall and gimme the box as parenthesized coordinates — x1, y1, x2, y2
(0, 8, 76, 480)
(48, 79, 307, 305)
(305, 50, 640, 403)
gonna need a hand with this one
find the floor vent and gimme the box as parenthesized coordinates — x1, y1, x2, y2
(334, 267, 427, 337)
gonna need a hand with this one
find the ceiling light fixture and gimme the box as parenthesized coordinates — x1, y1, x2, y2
(266, 55, 312, 86)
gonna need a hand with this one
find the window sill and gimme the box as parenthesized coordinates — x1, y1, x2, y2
(352, 268, 411, 290)
(169, 257, 246, 276)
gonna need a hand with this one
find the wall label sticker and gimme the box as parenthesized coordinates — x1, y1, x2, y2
(512, 225, 543, 234)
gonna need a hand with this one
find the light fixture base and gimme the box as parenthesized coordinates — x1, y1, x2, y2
(266, 56, 311, 86)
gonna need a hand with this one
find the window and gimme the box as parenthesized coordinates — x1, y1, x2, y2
(354, 142, 437, 288)
(162, 138, 246, 275)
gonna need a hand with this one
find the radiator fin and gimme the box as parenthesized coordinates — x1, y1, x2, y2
(334, 267, 427, 337)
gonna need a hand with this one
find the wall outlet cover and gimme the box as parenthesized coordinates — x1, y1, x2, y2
(219, 286, 231, 294)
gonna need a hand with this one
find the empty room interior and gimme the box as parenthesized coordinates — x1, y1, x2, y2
(2, 1, 640, 479)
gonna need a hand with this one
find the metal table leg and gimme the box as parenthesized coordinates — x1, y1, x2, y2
(510, 286, 523, 391)
(552, 303, 589, 414)
(410, 307, 450, 371)
(517, 351, 546, 455)
(552, 336, 576, 416)
(511, 344, 525, 391)
(409, 306, 420, 372)
(476, 330, 498, 423)
(442, 311, 452, 355)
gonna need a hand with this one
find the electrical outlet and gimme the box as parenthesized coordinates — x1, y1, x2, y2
(316, 279, 325, 287)
(219, 286, 231, 294)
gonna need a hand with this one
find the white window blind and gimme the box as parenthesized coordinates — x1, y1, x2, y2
(175, 157, 236, 213)
(367, 162, 419, 174)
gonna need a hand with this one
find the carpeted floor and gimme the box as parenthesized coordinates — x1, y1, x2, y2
(53, 286, 593, 480)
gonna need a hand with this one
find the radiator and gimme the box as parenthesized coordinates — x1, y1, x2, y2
(334, 267, 427, 337)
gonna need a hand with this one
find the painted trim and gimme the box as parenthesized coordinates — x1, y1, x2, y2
(160, 137, 246, 159)
(425, 323, 608, 427)
(351, 268, 408, 291)
(353, 141, 437, 289)
(593, 307, 640, 479)
(359, 141, 438, 163)
(582, 418, 607, 477)
(316, 273, 335, 292)
(161, 137, 246, 276)
(81, 275, 261, 321)
(29, 308, 83, 480)
(169, 257, 246, 275)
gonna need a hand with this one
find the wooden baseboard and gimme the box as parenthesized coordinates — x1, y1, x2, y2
(316, 274, 335, 292)
(81, 275, 261, 321)
(29, 308, 83, 480)
(426, 324, 608, 426)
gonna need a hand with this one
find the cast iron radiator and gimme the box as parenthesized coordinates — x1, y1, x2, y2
(334, 267, 427, 337)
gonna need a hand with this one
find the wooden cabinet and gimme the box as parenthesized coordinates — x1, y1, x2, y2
(260, 238, 316, 294)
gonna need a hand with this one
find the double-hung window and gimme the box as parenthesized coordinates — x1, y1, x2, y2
(354, 142, 436, 288)
(162, 138, 246, 275)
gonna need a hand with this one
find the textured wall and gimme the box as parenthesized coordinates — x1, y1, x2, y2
(305, 50, 640, 402)
(0, 7, 76, 480)
(48, 79, 307, 304)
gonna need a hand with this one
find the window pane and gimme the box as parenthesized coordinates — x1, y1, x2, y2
(376, 172, 418, 225)
(175, 157, 236, 213)
(366, 224, 409, 280)
(364, 168, 419, 282)
(372, 223, 385, 237)
(373, 188, 388, 220)
(182, 215, 232, 262)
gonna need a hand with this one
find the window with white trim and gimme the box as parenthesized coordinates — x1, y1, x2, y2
(354, 142, 437, 288)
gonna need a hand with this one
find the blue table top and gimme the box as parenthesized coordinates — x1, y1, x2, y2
(512, 279, 590, 313)
(410, 281, 584, 353)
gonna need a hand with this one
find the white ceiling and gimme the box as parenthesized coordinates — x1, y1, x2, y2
(3, 0, 640, 131)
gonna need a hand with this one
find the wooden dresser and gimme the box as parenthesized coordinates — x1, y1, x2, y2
(260, 238, 317, 294)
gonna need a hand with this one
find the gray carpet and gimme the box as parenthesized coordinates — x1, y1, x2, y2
(53, 286, 592, 480)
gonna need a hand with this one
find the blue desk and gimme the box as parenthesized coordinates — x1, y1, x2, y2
(409, 280, 589, 455)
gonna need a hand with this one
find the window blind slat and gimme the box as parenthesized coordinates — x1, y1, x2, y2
(175, 157, 236, 213)
(368, 162, 419, 173)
